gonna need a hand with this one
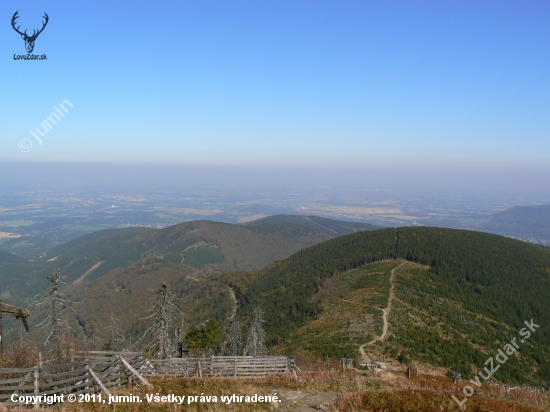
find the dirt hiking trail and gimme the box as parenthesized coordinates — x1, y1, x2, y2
(359, 260, 407, 362)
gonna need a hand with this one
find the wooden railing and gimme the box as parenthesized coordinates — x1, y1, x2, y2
(140, 356, 290, 378)
(0, 352, 293, 405)
(0, 352, 146, 407)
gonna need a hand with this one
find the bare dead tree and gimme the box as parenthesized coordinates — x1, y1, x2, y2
(228, 319, 242, 356)
(244, 308, 266, 357)
(138, 282, 182, 359)
(104, 314, 124, 350)
(33, 269, 76, 363)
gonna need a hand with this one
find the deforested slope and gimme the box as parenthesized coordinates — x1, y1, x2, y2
(240, 227, 550, 385)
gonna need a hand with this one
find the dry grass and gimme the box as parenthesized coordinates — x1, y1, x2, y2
(0, 339, 38, 368)
(59, 377, 275, 411)
(0, 350, 547, 411)
(0, 375, 546, 411)
(329, 372, 549, 412)
(331, 388, 545, 412)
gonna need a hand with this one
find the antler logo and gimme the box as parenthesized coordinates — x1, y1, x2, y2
(11, 11, 49, 54)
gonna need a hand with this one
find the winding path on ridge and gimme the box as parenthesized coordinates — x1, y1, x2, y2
(359, 260, 407, 363)
(228, 286, 238, 321)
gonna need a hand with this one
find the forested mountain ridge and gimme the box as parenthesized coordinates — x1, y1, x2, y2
(243, 214, 379, 236)
(44, 216, 378, 353)
(0, 215, 378, 305)
(237, 227, 550, 385)
(477, 204, 550, 244)
(5, 219, 550, 386)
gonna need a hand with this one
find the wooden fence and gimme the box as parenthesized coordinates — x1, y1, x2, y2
(0, 352, 293, 405)
(140, 355, 290, 378)
(0, 351, 147, 407)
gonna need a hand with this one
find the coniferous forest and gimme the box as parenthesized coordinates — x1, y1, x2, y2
(235, 227, 550, 386)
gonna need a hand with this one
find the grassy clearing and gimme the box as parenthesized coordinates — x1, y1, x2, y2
(273, 261, 398, 361)
(0, 220, 35, 228)
(11, 240, 33, 248)
(183, 246, 224, 268)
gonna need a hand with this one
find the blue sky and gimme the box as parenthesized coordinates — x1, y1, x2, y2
(1, 0, 549, 171)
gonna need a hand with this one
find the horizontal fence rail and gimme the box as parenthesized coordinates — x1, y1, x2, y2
(0, 352, 145, 407)
(140, 356, 290, 379)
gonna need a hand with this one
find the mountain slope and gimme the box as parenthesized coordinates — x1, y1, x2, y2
(26, 224, 550, 386)
(49, 215, 379, 281)
(0, 215, 379, 305)
(478, 204, 550, 244)
(238, 227, 550, 385)
(243, 215, 379, 236)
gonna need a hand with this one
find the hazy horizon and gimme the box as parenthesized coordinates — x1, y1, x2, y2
(1, 162, 549, 201)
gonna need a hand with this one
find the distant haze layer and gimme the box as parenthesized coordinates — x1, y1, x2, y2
(1, 162, 549, 197)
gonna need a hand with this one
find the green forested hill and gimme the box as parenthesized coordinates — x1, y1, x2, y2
(49, 215, 377, 280)
(0, 215, 378, 305)
(244, 215, 379, 236)
(478, 204, 550, 242)
(238, 227, 550, 385)
(46, 216, 378, 353)
(8, 220, 550, 386)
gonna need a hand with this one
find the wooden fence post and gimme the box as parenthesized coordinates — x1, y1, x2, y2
(84, 359, 91, 391)
(234, 357, 237, 377)
(33, 365, 39, 410)
(120, 356, 152, 388)
(89, 368, 111, 396)
(116, 358, 122, 388)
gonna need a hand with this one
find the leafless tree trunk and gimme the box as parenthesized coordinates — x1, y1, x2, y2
(228, 319, 242, 356)
(244, 308, 266, 357)
(33, 269, 76, 363)
(104, 314, 124, 350)
(138, 282, 182, 359)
